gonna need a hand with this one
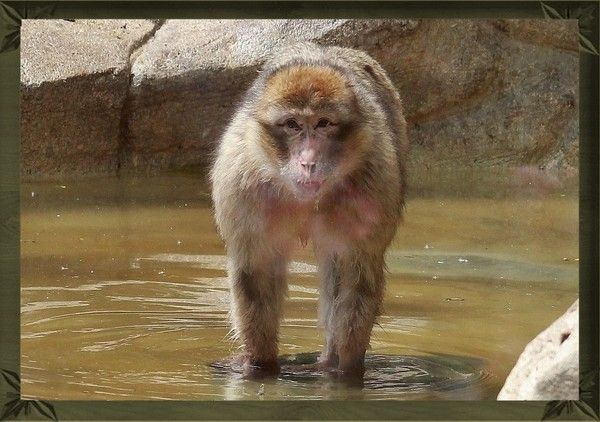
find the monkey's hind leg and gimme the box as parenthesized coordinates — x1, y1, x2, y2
(228, 259, 287, 378)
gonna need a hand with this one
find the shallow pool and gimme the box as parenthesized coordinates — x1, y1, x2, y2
(20, 173, 578, 400)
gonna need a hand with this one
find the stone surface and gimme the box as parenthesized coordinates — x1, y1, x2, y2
(21, 19, 579, 179)
(497, 300, 579, 400)
(319, 19, 579, 179)
(21, 19, 157, 176)
(123, 19, 351, 170)
(124, 19, 579, 177)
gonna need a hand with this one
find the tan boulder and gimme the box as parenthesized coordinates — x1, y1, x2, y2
(498, 300, 579, 400)
(20, 19, 159, 177)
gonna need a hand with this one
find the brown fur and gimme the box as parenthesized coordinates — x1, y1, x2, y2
(211, 42, 408, 378)
(262, 66, 353, 109)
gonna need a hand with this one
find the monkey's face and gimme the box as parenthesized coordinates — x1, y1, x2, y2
(256, 66, 365, 201)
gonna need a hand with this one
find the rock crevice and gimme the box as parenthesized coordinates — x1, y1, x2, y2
(21, 19, 159, 177)
(117, 19, 166, 173)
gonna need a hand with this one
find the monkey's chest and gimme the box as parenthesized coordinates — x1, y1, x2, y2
(264, 193, 383, 250)
(264, 200, 315, 247)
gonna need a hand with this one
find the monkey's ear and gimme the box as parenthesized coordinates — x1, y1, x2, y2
(363, 64, 379, 82)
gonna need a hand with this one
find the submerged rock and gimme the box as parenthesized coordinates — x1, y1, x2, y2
(497, 299, 578, 400)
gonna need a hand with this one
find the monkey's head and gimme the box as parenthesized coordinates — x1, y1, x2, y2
(253, 65, 370, 202)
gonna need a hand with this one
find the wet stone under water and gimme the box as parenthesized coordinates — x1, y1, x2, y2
(20, 173, 578, 400)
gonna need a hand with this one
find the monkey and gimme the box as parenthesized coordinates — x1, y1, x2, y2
(210, 42, 408, 378)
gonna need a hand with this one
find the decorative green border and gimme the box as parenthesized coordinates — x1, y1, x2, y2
(0, 1, 598, 420)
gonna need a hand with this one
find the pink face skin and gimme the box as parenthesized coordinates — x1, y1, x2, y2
(276, 112, 344, 202)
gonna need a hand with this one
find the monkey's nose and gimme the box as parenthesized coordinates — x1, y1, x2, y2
(300, 162, 317, 176)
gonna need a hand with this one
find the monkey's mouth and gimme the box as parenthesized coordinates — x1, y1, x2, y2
(296, 180, 323, 195)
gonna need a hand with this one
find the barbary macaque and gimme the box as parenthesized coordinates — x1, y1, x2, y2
(211, 42, 408, 378)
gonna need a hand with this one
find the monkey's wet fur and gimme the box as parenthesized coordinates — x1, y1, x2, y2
(211, 42, 408, 380)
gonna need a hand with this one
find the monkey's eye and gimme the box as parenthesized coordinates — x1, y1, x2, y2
(284, 119, 302, 132)
(315, 118, 331, 129)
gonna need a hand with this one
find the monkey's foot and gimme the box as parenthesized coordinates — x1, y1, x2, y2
(324, 363, 366, 388)
(317, 355, 339, 370)
(241, 356, 280, 379)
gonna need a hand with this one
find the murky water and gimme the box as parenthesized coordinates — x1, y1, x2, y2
(21, 173, 578, 400)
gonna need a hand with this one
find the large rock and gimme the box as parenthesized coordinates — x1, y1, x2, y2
(21, 19, 579, 178)
(21, 19, 158, 177)
(124, 19, 578, 177)
(498, 300, 579, 400)
(334, 20, 579, 176)
(320, 19, 578, 177)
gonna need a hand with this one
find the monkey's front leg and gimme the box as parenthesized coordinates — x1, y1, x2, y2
(229, 258, 287, 378)
(326, 252, 386, 377)
(316, 253, 340, 369)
